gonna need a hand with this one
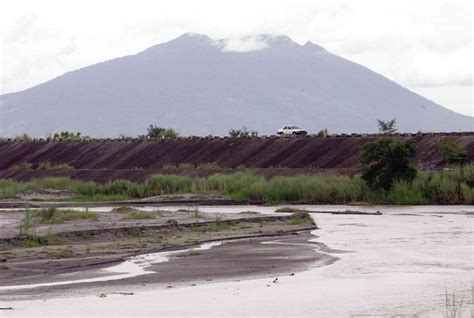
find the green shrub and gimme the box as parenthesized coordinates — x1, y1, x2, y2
(163, 128, 179, 139)
(361, 138, 418, 191)
(437, 138, 469, 166)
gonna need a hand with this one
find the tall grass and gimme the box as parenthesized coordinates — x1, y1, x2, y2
(0, 165, 472, 204)
(0, 179, 33, 198)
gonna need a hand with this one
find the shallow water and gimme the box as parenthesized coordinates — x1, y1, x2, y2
(2, 205, 473, 317)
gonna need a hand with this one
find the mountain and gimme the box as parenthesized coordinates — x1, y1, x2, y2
(1, 33, 472, 137)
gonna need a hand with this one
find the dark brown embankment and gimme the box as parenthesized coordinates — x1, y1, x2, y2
(0, 133, 472, 182)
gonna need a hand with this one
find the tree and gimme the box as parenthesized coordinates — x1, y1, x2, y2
(142, 125, 179, 139)
(162, 128, 179, 139)
(377, 118, 397, 134)
(360, 138, 418, 191)
(53, 131, 84, 141)
(228, 126, 258, 138)
(145, 125, 165, 139)
(14, 133, 32, 141)
(316, 128, 328, 137)
(228, 129, 241, 138)
(437, 138, 469, 166)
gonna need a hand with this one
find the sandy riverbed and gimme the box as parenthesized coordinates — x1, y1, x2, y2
(0, 206, 318, 301)
(0, 205, 472, 317)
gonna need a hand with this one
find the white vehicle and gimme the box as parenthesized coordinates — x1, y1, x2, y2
(277, 125, 308, 136)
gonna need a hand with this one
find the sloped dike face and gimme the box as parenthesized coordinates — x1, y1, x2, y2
(0, 133, 472, 182)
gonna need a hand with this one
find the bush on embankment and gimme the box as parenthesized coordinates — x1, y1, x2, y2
(0, 165, 472, 204)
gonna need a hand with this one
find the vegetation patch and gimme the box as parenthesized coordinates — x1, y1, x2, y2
(228, 126, 258, 138)
(1, 163, 473, 205)
(24, 234, 63, 247)
(290, 212, 315, 225)
(207, 216, 238, 232)
(289, 217, 302, 225)
(53, 248, 74, 258)
(32, 207, 98, 224)
(196, 162, 221, 170)
(139, 125, 179, 139)
(52, 131, 88, 141)
(10, 162, 33, 171)
(437, 138, 469, 166)
(19, 210, 33, 236)
(37, 162, 74, 170)
(127, 227, 140, 237)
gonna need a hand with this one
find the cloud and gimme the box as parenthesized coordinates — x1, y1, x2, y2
(57, 38, 77, 56)
(219, 36, 269, 52)
(3, 13, 37, 44)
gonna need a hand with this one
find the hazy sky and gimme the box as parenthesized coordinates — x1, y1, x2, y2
(1, 0, 472, 116)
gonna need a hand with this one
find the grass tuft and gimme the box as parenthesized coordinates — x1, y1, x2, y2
(32, 207, 98, 224)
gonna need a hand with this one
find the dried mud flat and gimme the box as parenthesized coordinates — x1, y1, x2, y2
(0, 207, 320, 301)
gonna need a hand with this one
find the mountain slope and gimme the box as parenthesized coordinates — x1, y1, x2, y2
(1, 33, 472, 136)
